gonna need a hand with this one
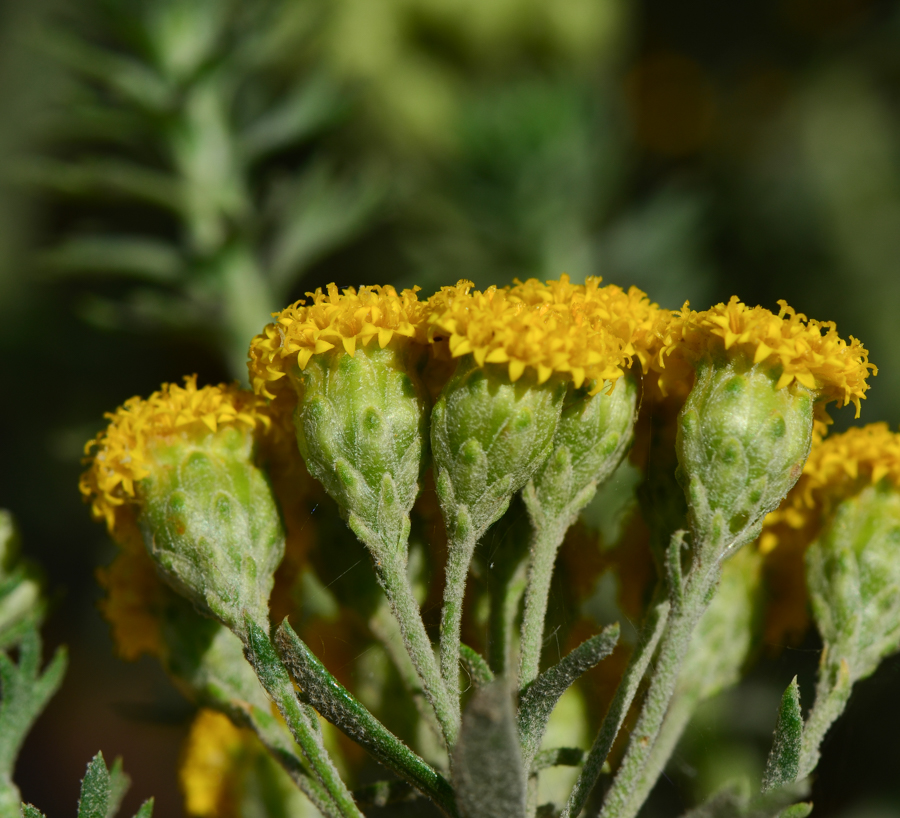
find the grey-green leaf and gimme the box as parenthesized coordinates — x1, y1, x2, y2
(106, 758, 130, 818)
(20, 805, 46, 818)
(762, 678, 803, 793)
(132, 799, 155, 818)
(77, 753, 111, 818)
(453, 680, 526, 818)
(517, 624, 619, 768)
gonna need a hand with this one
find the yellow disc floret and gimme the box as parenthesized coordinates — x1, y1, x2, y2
(426, 278, 638, 392)
(80, 375, 272, 534)
(506, 274, 668, 372)
(248, 283, 429, 400)
(760, 423, 900, 554)
(652, 297, 875, 414)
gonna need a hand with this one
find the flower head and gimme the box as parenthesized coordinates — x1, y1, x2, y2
(426, 277, 645, 393)
(248, 283, 428, 401)
(760, 423, 900, 554)
(80, 376, 273, 535)
(651, 297, 875, 414)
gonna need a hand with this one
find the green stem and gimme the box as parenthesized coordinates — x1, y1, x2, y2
(518, 520, 567, 687)
(244, 621, 364, 818)
(563, 599, 670, 818)
(239, 702, 341, 818)
(439, 528, 479, 719)
(377, 549, 459, 748)
(624, 691, 698, 815)
(797, 656, 852, 780)
(597, 566, 719, 818)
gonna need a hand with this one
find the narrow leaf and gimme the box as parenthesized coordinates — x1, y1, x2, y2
(132, 799, 155, 818)
(274, 620, 456, 815)
(77, 753, 111, 818)
(106, 758, 130, 818)
(518, 624, 619, 767)
(460, 644, 494, 688)
(762, 677, 803, 793)
(21, 805, 46, 818)
(0, 629, 67, 776)
(453, 680, 527, 818)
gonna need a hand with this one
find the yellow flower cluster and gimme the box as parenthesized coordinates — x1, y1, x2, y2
(651, 297, 875, 413)
(248, 283, 428, 400)
(180, 709, 247, 817)
(80, 376, 272, 534)
(426, 277, 655, 392)
(506, 274, 667, 371)
(760, 423, 900, 554)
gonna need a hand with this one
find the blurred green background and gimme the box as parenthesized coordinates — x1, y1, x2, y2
(1, 0, 899, 815)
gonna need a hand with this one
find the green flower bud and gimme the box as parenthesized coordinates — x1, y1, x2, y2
(806, 482, 900, 683)
(293, 342, 429, 556)
(139, 423, 284, 638)
(432, 356, 566, 539)
(525, 374, 637, 531)
(677, 357, 813, 556)
(81, 379, 286, 641)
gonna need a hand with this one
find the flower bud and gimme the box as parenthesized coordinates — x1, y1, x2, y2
(649, 296, 874, 558)
(81, 377, 284, 639)
(431, 357, 566, 538)
(806, 482, 900, 683)
(248, 284, 430, 559)
(294, 342, 428, 555)
(526, 374, 638, 530)
(677, 357, 813, 556)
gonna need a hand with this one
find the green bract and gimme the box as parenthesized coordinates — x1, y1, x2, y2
(806, 482, 900, 684)
(138, 425, 284, 638)
(677, 357, 814, 555)
(432, 356, 566, 540)
(293, 343, 429, 558)
(525, 374, 637, 532)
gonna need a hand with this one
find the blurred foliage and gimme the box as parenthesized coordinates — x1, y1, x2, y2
(2, 0, 900, 815)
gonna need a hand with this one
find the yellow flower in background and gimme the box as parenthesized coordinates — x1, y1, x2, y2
(95, 518, 166, 661)
(180, 709, 247, 818)
(248, 283, 429, 401)
(426, 278, 638, 392)
(79, 376, 273, 535)
(651, 296, 875, 414)
(760, 423, 900, 554)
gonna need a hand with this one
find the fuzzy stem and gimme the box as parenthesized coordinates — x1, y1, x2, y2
(518, 520, 568, 687)
(240, 702, 341, 818)
(376, 549, 460, 748)
(244, 622, 364, 818)
(439, 529, 479, 720)
(597, 565, 719, 818)
(797, 657, 852, 780)
(563, 599, 670, 818)
(624, 691, 698, 814)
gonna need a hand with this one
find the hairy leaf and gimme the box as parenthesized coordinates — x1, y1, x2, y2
(763, 677, 803, 793)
